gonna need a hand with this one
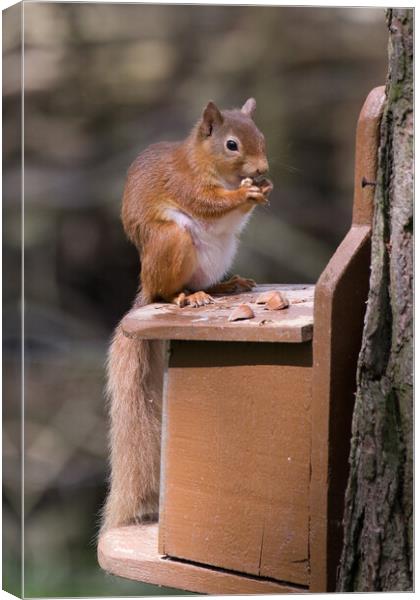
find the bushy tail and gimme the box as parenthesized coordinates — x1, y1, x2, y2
(101, 314, 166, 532)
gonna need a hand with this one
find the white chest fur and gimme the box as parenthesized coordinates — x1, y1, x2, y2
(165, 207, 253, 290)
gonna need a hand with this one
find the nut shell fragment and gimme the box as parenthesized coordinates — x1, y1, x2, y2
(228, 304, 255, 322)
(265, 291, 290, 310)
(256, 291, 276, 304)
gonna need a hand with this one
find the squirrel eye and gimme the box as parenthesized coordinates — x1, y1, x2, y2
(226, 139, 238, 151)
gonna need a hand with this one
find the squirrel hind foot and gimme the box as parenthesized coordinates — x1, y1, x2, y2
(173, 290, 215, 308)
(208, 275, 256, 294)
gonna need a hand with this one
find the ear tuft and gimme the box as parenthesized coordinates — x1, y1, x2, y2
(199, 101, 223, 137)
(241, 97, 257, 118)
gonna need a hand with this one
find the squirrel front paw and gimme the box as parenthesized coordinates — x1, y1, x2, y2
(240, 178, 267, 205)
(240, 177, 273, 204)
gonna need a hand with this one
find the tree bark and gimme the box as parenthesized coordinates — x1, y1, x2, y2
(337, 9, 413, 592)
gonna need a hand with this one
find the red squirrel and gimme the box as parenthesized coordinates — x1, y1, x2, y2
(102, 98, 273, 531)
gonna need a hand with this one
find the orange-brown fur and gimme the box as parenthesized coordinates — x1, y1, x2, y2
(102, 98, 272, 531)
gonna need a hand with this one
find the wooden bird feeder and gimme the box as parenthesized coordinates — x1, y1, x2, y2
(98, 87, 385, 594)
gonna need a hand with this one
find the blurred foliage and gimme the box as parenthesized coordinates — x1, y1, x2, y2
(3, 2, 387, 597)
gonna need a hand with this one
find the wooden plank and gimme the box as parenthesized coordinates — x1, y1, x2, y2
(122, 284, 314, 343)
(160, 341, 312, 586)
(98, 524, 307, 594)
(311, 226, 372, 592)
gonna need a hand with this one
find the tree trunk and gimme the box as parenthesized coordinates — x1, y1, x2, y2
(337, 9, 413, 592)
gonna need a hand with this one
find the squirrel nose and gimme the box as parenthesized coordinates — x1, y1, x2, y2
(255, 160, 269, 176)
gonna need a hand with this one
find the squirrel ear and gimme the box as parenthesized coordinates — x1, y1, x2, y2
(241, 97, 257, 118)
(199, 101, 223, 137)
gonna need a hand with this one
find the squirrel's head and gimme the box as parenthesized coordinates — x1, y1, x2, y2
(195, 98, 269, 187)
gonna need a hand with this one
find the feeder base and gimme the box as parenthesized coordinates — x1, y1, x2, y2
(98, 524, 307, 595)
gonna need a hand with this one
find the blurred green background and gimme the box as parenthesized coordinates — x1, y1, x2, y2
(3, 2, 387, 597)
